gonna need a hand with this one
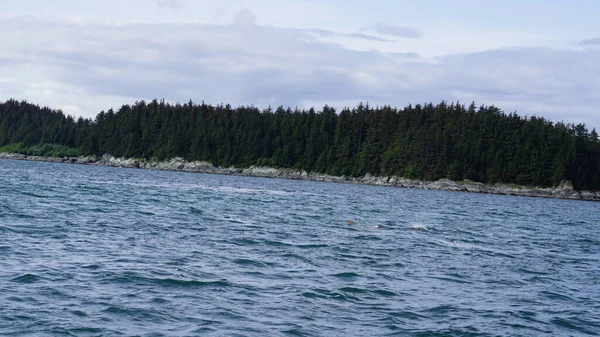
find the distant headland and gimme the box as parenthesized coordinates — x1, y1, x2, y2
(1, 98, 599, 201)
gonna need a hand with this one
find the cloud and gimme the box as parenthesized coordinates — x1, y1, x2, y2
(155, 0, 188, 10)
(233, 9, 257, 26)
(388, 52, 421, 59)
(579, 37, 600, 46)
(307, 29, 393, 42)
(347, 32, 392, 42)
(368, 23, 423, 39)
(430, 47, 600, 125)
(0, 16, 599, 130)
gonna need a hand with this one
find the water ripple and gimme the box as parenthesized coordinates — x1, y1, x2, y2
(0, 159, 599, 336)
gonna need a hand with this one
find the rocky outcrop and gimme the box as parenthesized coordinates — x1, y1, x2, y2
(242, 166, 284, 178)
(424, 179, 471, 192)
(1, 152, 599, 202)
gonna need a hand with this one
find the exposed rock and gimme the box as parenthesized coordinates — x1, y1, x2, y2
(1, 152, 599, 202)
(580, 191, 600, 201)
(182, 161, 215, 173)
(242, 166, 282, 178)
(552, 187, 581, 199)
(425, 179, 466, 192)
(461, 180, 487, 193)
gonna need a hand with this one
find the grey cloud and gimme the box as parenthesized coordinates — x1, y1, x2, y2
(306, 29, 393, 42)
(368, 23, 423, 39)
(388, 52, 421, 59)
(579, 37, 600, 46)
(347, 33, 391, 42)
(155, 0, 187, 10)
(430, 47, 600, 126)
(1, 17, 599, 129)
(233, 9, 257, 26)
(0, 17, 386, 111)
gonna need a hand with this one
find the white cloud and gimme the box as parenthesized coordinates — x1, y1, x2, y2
(0, 15, 599, 130)
(307, 29, 393, 43)
(155, 0, 188, 10)
(367, 23, 423, 39)
(580, 37, 600, 46)
(232, 9, 257, 27)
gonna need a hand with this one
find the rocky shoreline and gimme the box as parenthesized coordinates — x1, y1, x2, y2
(1, 152, 599, 202)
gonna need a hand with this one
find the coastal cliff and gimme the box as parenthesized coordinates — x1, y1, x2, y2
(2, 152, 598, 202)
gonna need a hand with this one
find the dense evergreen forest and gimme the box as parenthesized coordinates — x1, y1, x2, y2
(1, 98, 599, 190)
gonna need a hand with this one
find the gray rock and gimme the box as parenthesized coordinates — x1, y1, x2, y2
(425, 179, 466, 192)
(2, 152, 599, 202)
(242, 166, 282, 178)
(552, 188, 581, 199)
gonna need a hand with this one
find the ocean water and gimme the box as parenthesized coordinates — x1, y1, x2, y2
(0, 159, 599, 337)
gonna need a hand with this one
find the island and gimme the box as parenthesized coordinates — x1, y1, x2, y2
(1, 99, 599, 201)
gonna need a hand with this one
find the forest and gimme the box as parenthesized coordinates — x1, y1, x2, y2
(1, 98, 599, 190)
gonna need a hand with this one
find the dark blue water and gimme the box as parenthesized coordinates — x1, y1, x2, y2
(1, 159, 599, 336)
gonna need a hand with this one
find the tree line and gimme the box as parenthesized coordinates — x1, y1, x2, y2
(1, 98, 599, 190)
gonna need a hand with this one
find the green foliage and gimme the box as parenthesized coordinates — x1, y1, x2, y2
(0, 142, 80, 157)
(0, 142, 26, 154)
(446, 160, 463, 181)
(1, 98, 600, 190)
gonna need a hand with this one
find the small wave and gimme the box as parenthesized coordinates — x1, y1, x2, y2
(435, 239, 492, 252)
(191, 327, 218, 334)
(301, 289, 359, 302)
(428, 275, 473, 284)
(353, 234, 383, 241)
(20, 191, 50, 199)
(549, 316, 598, 335)
(525, 276, 559, 284)
(101, 305, 175, 323)
(70, 310, 88, 317)
(339, 286, 368, 294)
(229, 238, 260, 246)
(148, 278, 233, 288)
(409, 224, 429, 231)
(75, 184, 104, 192)
(281, 327, 314, 336)
(13, 213, 37, 219)
(372, 289, 397, 297)
(279, 252, 314, 264)
(577, 238, 600, 246)
(294, 243, 328, 249)
(408, 327, 485, 336)
(0, 225, 18, 234)
(233, 258, 271, 268)
(388, 310, 426, 320)
(141, 197, 162, 204)
(189, 206, 204, 214)
(10, 274, 43, 284)
(88, 207, 110, 213)
(103, 274, 233, 288)
(222, 216, 255, 226)
(332, 272, 360, 279)
(485, 278, 525, 287)
(263, 239, 294, 247)
(81, 264, 102, 270)
(516, 267, 549, 276)
(421, 304, 459, 315)
(540, 290, 573, 302)
(68, 327, 103, 334)
(203, 185, 290, 196)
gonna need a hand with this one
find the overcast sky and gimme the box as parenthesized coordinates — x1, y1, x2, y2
(1, 0, 599, 129)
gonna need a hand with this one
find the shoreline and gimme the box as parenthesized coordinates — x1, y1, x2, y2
(1, 152, 599, 202)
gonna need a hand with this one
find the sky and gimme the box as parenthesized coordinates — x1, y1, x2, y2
(1, 0, 600, 129)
